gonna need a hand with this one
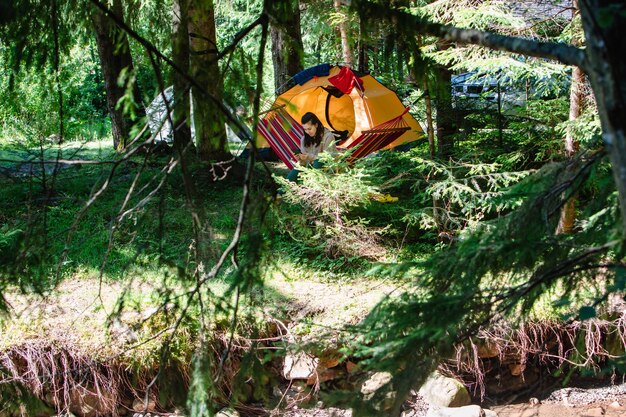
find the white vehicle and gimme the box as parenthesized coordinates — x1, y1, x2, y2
(452, 72, 499, 102)
(451, 72, 527, 111)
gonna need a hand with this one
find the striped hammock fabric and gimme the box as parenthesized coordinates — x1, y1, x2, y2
(258, 107, 411, 169)
(340, 110, 411, 163)
(257, 107, 303, 170)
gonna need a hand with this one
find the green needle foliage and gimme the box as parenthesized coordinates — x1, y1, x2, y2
(342, 149, 621, 415)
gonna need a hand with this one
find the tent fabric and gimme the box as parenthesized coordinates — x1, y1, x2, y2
(328, 66, 364, 94)
(293, 63, 331, 85)
(256, 65, 424, 152)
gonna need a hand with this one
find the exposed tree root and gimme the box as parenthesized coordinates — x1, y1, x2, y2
(0, 342, 123, 416)
(443, 313, 626, 400)
(0, 319, 284, 417)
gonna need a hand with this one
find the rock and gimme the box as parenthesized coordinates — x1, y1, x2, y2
(283, 352, 319, 380)
(426, 405, 482, 417)
(360, 372, 395, 411)
(132, 397, 156, 412)
(483, 409, 498, 417)
(476, 341, 499, 358)
(216, 408, 239, 417)
(609, 401, 622, 409)
(68, 387, 114, 417)
(361, 372, 392, 396)
(529, 397, 540, 405)
(419, 371, 471, 408)
(581, 407, 605, 417)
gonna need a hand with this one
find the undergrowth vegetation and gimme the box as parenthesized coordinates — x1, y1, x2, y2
(0, 96, 619, 416)
(2, 0, 626, 414)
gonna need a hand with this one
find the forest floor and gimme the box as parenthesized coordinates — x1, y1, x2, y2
(4, 273, 626, 417)
(492, 394, 626, 417)
(1, 143, 625, 416)
(275, 393, 626, 417)
(1, 268, 398, 353)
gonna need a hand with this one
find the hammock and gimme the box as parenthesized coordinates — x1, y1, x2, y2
(339, 109, 411, 163)
(257, 106, 303, 170)
(257, 107, 411, 169)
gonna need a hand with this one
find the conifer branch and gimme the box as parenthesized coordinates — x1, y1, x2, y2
(354, 0, 588, 70)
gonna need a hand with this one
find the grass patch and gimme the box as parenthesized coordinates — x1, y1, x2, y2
(0, 140, 403, 356)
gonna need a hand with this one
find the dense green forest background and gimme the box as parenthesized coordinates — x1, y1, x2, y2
(1, 0, 626, 416)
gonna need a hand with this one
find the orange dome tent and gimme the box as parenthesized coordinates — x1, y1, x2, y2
(256, 64, 424, 160)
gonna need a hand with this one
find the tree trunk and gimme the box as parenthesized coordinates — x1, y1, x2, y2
(423, 78, 435, 159)
(334, 0, 353, 67)
(372, 42, 379, 73)
(579, 0, 626, 233)
(557, 0, 583, 235)
(564, 67, 584, 158)
(171, 0, 192, 150)
(189, 0, 228, 162)
(434, 42, 456, 158)
(357, 15, 368, 73)
(269, 0, 304, 94)
(91, 0, 143, 150)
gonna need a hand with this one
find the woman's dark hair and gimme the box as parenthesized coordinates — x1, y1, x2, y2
(301, 112, 324, 147)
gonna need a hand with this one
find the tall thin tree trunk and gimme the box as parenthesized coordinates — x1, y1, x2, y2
(423, 78, 435, 159)
(396, 48, 404, 80)
(189, 0, 228, 161)
(435, 67, 455, 157)
(92, 0, 143, 150)
(269, 0, 304, 93)
(52, 0, 64, 144)
(496, 81, 503, 148)
(557, 0, 583, 235)
(433, 39, 456, 158)
(372, 42, 379, 73)
(556, 66, 584, 234)
(382, 34, 393, 74)
(334, 0, 353, 67)
(564, 67, 584, 158)
(357, 15, 368, 73)
(315, 37, 322, 64)
(171, 0, 192, 150)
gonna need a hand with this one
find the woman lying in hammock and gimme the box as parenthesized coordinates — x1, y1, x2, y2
(287, 112, 337, 182)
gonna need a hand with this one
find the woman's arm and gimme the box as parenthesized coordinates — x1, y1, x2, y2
(321, 129, 338, 155)
(297, 137, 313, 164)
